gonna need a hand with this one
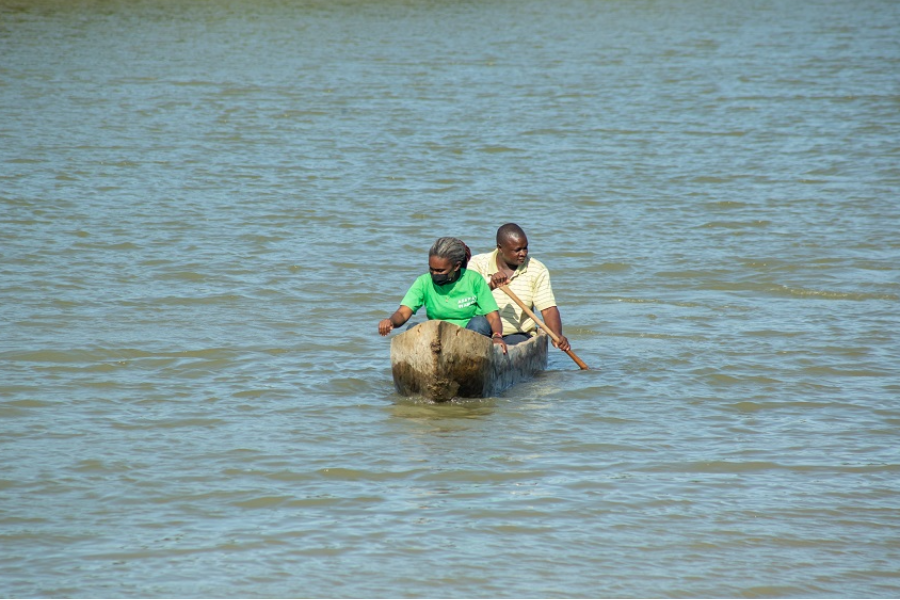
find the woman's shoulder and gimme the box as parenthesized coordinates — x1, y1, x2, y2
(460, 268, 490, 287)
(407, 272, 432, 290)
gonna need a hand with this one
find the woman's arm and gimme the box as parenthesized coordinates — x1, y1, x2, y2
(379, 306, 414, 336)
(484, 311, 508, 355)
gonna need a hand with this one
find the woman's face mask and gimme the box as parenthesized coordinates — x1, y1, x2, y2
(429, 256, 459, 286)
(431, 272, 451, 286)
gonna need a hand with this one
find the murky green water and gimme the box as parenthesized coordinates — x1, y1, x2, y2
(2, 0, 899, 597)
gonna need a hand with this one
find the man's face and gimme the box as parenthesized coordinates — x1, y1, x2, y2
(498, 235, 528, 267)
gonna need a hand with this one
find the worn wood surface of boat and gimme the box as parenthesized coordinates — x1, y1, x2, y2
(390, 320, 548, 401)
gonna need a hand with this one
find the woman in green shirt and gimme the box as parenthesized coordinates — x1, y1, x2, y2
(378, 237, 508, 354)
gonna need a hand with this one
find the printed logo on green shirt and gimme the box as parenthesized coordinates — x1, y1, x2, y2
(457, 296, 476, 308)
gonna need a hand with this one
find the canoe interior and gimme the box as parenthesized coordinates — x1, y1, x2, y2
(390, 320, 548, 401)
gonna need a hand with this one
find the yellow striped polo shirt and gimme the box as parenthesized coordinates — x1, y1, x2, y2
(469, 250, 558, 336)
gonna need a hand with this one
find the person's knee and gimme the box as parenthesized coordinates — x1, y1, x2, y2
(465, 315, 492, 337)
(503, 333, 530, 345)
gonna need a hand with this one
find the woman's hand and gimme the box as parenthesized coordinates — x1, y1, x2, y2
(378, 319, 395, 336)
(379, 306, 413, 336)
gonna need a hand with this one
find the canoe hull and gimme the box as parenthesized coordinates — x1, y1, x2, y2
(390, 320, 548, 401)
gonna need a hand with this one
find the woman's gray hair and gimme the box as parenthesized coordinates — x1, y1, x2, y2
(429, 237, 470, 268)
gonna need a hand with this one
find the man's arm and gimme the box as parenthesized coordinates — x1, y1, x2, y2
(540, 306, 571, 352)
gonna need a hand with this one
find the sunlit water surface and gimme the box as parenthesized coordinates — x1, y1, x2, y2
(2, 0, 899, 597)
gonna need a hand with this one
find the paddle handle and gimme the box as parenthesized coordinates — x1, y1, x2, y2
(498, 285, 590, 370)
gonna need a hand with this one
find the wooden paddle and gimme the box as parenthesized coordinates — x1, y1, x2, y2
(498, 285, 590, 370)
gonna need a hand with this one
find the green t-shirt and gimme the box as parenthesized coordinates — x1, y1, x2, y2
(400, 268, 500, 328)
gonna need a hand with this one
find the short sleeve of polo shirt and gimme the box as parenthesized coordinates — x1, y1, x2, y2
(530, 260, 557, 311)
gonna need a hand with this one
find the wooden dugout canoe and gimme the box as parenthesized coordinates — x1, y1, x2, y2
(390, 320, 548, 401)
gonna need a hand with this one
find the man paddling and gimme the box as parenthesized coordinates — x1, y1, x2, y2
(469, 223, 571, 352)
